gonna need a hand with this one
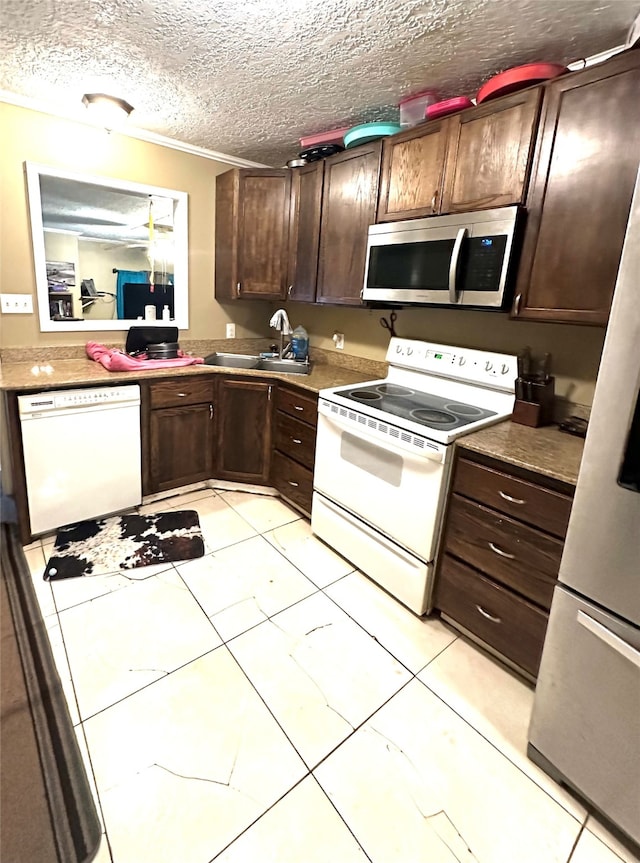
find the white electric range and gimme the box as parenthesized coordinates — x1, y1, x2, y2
(311, 337, 517, 615)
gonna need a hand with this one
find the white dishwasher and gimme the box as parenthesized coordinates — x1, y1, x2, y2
(18, 385, 142, 536)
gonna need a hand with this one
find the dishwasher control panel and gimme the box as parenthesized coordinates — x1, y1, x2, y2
(18, 385, 140, 415)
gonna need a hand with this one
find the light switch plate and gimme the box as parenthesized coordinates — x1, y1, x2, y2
(226, 323, 236, 338)
(1, 293, 34, 314)
(333, 332, 344, 350)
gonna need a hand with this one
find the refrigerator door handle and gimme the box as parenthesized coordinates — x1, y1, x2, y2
(577, 610, 640, 669)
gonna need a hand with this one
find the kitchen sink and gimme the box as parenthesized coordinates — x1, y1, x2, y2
(203, 352, 310, 375)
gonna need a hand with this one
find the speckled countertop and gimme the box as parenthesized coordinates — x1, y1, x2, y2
(0, 343, 385, 396)
(457, 420, 584, 486)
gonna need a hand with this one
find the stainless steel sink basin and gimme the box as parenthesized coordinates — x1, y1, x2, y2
(257, 357, 310, 375)
(203, 352, 261, 369)
(203, 352, 310, 375)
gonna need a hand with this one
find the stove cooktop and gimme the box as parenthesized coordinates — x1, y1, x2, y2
(332, 382, 497, 433)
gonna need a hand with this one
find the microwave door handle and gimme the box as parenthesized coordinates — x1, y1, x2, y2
(448, 227, 467, 304)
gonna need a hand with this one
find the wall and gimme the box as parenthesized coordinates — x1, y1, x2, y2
(1, 101, 604, 405)
(284, 302, 605, 407)
(0, 101, 269, 347)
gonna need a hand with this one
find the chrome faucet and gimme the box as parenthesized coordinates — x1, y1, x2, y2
(269, 309, 292, 359)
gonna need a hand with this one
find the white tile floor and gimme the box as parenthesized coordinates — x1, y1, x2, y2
(24, 487, 640, 863)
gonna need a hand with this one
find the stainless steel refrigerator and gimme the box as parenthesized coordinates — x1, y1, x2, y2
(528, 167, 640, 851)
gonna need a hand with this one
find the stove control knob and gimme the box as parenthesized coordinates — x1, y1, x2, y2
(484, 361, 494, 372)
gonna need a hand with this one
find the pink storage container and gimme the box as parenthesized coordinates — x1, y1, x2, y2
(425, 96, 474, 121)
(299, 126, 351, 150)
(398, 89, 438, 127)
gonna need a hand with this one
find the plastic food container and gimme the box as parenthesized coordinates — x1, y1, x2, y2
(398, 89, 438, 127)
(425, 96, 474, 121)
(299, 126, 351, 150)
(344, 122, 402, 149)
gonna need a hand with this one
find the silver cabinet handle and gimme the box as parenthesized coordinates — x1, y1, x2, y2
(288, 480, 299, 487)
(513, 293, 521, 315)
(359, 288, 364, 300)
(236, 281, 242, 297)
(476, 604, 502, 623)
(489, 541, 516, 560)
(268, 385, 272, 401)
(431, 189, 438, 211)
(209, 404, 214, 419)
(294, 405, 304, 411)
(448, 227, 467, 304)
(292, 438, 302, 444)
(498, 490, 526, 505)
(177, 392, 187, 398)
(288, 284, 293, 297)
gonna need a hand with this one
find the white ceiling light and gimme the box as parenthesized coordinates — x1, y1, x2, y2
(81, 93, 134, 130)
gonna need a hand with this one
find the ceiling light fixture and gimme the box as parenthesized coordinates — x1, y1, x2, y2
(81, 93, 134, 130)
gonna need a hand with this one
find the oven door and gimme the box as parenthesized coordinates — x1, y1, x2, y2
(312, 407, 451, 562)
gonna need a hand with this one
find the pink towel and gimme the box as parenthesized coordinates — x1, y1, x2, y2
(86, 341, 204, 371)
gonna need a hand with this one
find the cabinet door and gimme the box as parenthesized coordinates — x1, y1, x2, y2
(512, 53, 640, 325)
(216, 378, 273, 483)
(287, 161, 324, 302)
(237, 170, 291, 300)
(316, 142, 382, 305)
(215, 169, 291, 301)
(441, 88, 541, 213)
(377, 120, 449, 221)
(149, 403, 214, 493)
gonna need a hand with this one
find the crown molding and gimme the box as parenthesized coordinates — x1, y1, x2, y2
(0, 89, 268, 169)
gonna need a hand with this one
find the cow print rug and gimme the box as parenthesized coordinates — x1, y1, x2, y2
(43, 510, 205, 581)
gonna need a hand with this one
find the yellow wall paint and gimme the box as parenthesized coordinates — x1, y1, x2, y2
(1, 102, 604, 404)
(0, 101, 269, 347)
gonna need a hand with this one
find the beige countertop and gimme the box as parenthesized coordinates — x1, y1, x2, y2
(0, 355, 379, 395)
(457, 420, 585, 486)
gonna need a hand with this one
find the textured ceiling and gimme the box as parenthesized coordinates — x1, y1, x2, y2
(0, 0, 637, 166)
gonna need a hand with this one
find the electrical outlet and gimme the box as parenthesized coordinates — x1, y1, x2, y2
(226, 323, 236, 338)
(333, 332, 344, 350)
(1, 293, 33, 314)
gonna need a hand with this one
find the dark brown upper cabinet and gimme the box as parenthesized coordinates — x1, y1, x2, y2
(512, 51, 640, 326)
(316, 142, 382, 305)
(441, 88, 541, 213)
(215, 168, 291, 301)
(377, 89, 541, 222)
(377, 119, 450, 221)
(286, 161, 324, 303)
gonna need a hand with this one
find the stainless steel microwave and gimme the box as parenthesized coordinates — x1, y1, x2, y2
(363, 206, 523, 309)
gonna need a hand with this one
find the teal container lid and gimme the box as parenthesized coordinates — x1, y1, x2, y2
(344, 122, 402, 148)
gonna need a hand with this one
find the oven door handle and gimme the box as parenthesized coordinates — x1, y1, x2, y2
(448, 227, 467, 304)
(318, 408, 447, 464)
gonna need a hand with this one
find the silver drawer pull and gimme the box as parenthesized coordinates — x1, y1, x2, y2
(476, 604, 502, 624)
(294, 405, 304, 411)
(489, 541, 516, 560)
(498, 490, 526, 505)
(288, 480, 299, 487)
(292, 438, 302, 444)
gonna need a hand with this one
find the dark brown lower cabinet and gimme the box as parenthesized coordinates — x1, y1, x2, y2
(271, 384, 318, 516)
(147, 378, 215, 494)
(433, 450, 574, 680)
(215, 377, 274, 484)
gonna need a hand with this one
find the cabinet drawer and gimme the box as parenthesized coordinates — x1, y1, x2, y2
(149, 378, 215, 408)
(271, 450, 313, 515)
(435, 554, 549, 678)
(454, 458, 572, 538)
(445, 495, 562, 608)
(276, 386, 318, 426)
(275, 411, 317, 470)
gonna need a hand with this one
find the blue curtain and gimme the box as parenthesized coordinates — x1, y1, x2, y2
(116, 270, 149, 318)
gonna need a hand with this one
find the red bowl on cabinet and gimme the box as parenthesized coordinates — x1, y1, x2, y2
(476, 62, 568, 103)
(425, 96, 474, 120)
